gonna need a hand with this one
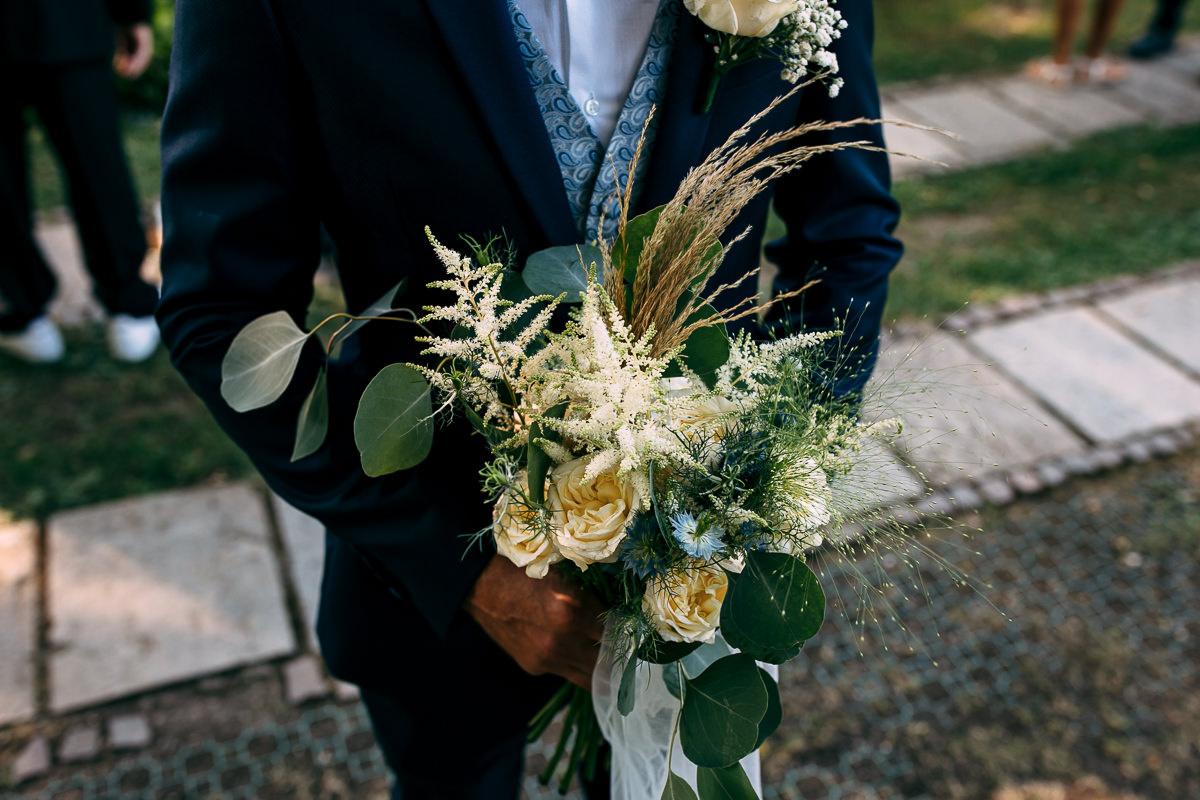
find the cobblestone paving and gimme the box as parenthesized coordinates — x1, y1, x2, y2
(4, 453, 1196, 799)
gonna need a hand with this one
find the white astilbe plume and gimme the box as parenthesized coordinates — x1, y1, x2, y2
(416, 228, 561, 428)
(714, 329, 839, 402)
(521, 283, 697, 482)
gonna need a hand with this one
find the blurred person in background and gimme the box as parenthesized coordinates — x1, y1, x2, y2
(1129, 0, 1192, 58)
(1027, 0, 1128, 84)
(0, 0, 161, 364)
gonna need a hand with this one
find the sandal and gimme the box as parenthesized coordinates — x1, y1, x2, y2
(1025, 57, 1074, 87)
(1076, 57, 1127, 85)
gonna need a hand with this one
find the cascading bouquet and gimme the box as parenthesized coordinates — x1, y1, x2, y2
(219, 93, 905, 800)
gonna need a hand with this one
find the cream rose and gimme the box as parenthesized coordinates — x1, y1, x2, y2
(493, 480, 562, 579)
(683, 0, 798, 38)
(549, 457, 640, 569)
(643, 564, 729, 644)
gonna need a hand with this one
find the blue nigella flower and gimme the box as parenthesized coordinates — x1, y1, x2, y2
(671, 512, 724, 559)
(620, 514, 669, 580)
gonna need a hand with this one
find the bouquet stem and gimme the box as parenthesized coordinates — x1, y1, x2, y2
(529, 683, 605, 794)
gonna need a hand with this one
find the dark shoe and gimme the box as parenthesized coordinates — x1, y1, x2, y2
(1128, 29, 1176, 60)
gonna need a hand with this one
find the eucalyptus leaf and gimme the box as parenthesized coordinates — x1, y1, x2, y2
(679, 319, 730, 388)
(679, 654, 768, 768)
(681, 638, 734, 679)
(754, 668, 782, 749)
(663, 661, 685, 701)
(696, 763, 757, 800)
(662, 772, 698, 800)
(291, 367, 328, 462)
(522, 244, 603, 300)
(637, 635, 702, 665)
(618, 652, 639, 716)
(721, 551, 825, 664)
(221, 311, 311, 412)
(613, 206, 663, 288)
(526, 402, 568, 505)
(353, 364, 434, 476)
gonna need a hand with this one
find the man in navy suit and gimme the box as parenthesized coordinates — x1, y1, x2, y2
(158, 1, 901, 797)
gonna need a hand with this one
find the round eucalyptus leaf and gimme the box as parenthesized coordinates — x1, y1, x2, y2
(637, 635, 702, 665)
(661, 771, 698, 800)
(679, 654, 768, 768)
(696, 763, 757, 800)
(522, 244, 603, 300)
(663, 661, 685, 701)
(754, 668, 782, 749)
(679, 319, 730, 389)
(721, 551, 825, 664)
(221, 310, 310, 412)
(291, 367, 328, 462)
(353, 364, 434, 476)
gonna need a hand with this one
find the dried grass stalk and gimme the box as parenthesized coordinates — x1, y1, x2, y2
(598, 80, 887, 357)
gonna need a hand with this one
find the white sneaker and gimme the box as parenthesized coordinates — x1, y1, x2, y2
(107, 315, 161, 363)
(0, 316, 66, 363)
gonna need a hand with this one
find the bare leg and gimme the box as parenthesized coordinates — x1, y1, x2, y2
(1055, 0, 1086, 63)
(1086, 0, 1129, 58)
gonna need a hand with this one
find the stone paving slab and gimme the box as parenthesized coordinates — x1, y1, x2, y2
(0, 520, 38, 726)
(271, 495, 325, 645)
(881, 99, 966, 178)
(969, 307, 1200, 443)
(46, 484, 296, 713)
(829, 438, 925, 516)
(894, 83, 1060, 163)
(33, 220, 102, 326)
(1160, 40, 1200, 78)
(1110, 61, 1200, 124)
(1099, 276, 1200, 375)
(991, 76, 1145, 137)
(871, 333, 1085, 485)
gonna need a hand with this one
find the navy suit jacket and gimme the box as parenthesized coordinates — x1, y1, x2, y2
(158, 0, 901, 696)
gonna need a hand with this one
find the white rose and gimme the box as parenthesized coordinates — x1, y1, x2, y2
(643, 564, 729, 644)
(493, 479, 562, 579)
(549, 457, 641, 569)
(683, 0, 798, 37)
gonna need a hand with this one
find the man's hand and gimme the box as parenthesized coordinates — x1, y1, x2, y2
(113, 24, 155, 79)
(465, 555, 605, 689)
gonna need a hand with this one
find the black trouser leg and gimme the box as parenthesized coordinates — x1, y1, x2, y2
(360, 688, 528, 800)
(1151, 0, 1189, 34)
(29, 61, 156, 318)
(0, 74, 56, 332)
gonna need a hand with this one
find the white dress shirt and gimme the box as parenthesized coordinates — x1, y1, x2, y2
(518, 0, 661, 146)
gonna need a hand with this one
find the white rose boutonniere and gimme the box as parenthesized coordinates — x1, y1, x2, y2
(683, 0, 848, 112)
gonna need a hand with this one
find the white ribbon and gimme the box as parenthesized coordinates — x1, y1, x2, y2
(592, 626, 777, 799)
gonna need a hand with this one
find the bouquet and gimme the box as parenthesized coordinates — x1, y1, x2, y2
(219, 92, 905, 799)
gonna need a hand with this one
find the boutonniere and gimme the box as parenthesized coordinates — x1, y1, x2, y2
(683, 0, 847, 113)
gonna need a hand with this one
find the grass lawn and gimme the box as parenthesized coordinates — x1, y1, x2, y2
(874, 0, 1199, 85)
(0, 330, 252, 521)
(885, 122, 1200, 320)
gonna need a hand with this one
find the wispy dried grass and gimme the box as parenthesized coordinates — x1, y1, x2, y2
(599, 78, 887, 357)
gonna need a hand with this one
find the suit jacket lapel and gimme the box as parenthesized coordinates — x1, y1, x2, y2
(422, 0, 578, 245)
(637, 11, 714, 213)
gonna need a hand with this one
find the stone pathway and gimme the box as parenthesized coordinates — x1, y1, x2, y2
(3, 452, 1196, 799)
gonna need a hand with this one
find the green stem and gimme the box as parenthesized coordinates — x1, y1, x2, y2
(527, 681, 574, 743)
(539, 691, 582, 786)
(559, 696, 593, 795)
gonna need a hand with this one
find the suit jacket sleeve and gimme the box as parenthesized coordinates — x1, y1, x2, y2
(157, 0, 492, 638)
(764, 0, 903, 398)
(106, 0, 151, 25)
